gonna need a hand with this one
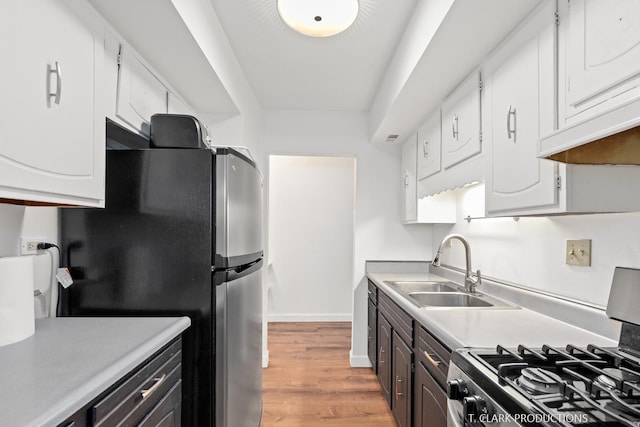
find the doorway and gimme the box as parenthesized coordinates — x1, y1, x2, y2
(267, 155, 356, 321)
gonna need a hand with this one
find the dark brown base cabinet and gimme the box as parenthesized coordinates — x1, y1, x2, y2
(377, 313, 393, 404)
(392, 331, 412, 427)
(367, 280, 452, 427)
(368, 280, 378, 374)
(59, 338, 183, 427)
(414, 363, 447, 427)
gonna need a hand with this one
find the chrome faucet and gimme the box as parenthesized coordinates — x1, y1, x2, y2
(431, 234, 482, 294)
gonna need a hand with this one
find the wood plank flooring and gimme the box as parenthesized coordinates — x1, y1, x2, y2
(261, 322, 395, 426)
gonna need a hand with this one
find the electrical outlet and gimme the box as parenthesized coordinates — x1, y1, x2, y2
(20, 237, 45, 255)
(566, 239, 591, 266)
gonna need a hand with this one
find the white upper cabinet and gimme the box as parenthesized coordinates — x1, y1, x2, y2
(401, 136, 418, 223)
(539, 0, 640, 157)
(116, 45, 168, 138)
(485, 1, 558, 214)
(441, 72, 482, 170)
(416, 111, 441, 182)
(0, 0, 105, 206)
(401, 129, 456, 224)
(561, 0, 640, 124)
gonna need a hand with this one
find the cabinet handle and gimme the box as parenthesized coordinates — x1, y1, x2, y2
(507, 105, 516, 142)
(452, 115, 459, 141)
(368, 327, 372, 342)
(422, 140, 429, 158)
(379, 347, 385, 366)
(48, 61, 62, 105)
(424, 351, 442, 367)
(395, 375, 404, 400)
(141, 374, 167, 399)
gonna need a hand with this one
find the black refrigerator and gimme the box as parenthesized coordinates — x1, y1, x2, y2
(60, 118, 263, 427)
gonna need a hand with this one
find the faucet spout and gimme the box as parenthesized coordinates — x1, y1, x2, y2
(431, 234, 481, 294)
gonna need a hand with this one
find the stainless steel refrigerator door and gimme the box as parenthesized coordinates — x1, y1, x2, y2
(216, 149, 263, 267)
(215, 268, 263, 427)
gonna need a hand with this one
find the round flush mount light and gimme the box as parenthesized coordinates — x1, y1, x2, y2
(277, 0, 359, 37)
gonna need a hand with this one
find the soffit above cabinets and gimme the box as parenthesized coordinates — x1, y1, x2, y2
(87, 0, 543, 145)
(369, 0, 543, 145)
(87, 0, 239, 115)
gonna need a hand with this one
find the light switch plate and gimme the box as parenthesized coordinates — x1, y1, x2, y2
(566, 239, 591, 266)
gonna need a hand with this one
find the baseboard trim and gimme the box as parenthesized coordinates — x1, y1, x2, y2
(262, 350, 269, 368)
(267, 313, 352, 322)
(349, 350, 372, 368)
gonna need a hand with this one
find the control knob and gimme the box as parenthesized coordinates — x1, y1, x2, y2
(463, 395, 488, 421)
(447, 379, 469, 400)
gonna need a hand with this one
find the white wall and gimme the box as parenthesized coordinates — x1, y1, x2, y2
(433, 185, 640, 307)
(170, 0, 263, 157)
(259, 109, 433, 366)
(268, 155, 355, 321)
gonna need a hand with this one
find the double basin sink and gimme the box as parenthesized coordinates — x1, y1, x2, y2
(384, 280, 518, 309)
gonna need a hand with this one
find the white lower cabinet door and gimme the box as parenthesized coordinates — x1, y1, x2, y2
(486, 4, 557, 214)
(0, 0, 104, 206)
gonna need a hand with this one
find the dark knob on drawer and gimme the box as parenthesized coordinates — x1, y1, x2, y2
(447, 379, 469, 400)
(462, 395, 488, 420)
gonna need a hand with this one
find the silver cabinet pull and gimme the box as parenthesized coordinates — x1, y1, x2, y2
(507, 105, 516, 142)
(395, 375, 404, 400)
(424, 351, 441, 367)
(452, 115, 459, 141)
(378, 347, 386, 366)
(141, 374, 167, 399)
(422, 140, 429, 158)
(48, 61, 62, 105)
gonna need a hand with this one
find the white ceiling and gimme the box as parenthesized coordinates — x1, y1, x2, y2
(207, 0, 419, 111)
(84, 0, 543, 142)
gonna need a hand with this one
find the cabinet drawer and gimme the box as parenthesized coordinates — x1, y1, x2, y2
(378, 291, 413, 347)
(416, 327, 450, 389)
(367, 280, 377, 304)
(93, 339, 182, 426)
(138, 380, 182, 427)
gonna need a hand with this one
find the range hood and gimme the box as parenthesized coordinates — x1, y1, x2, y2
(538, 96, 640, 165)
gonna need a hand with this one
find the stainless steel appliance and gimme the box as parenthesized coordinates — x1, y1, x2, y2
(60, 116, 263, 427)
(447, 267, 640, 427)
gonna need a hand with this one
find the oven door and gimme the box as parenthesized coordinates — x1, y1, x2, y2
(448, 403, 464, 427)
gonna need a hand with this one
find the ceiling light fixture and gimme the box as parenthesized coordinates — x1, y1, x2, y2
(277, 0, 359, 37)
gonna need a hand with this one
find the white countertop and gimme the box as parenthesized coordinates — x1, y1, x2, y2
(368, 272, 618, 350)
(0, 316, 190, 427)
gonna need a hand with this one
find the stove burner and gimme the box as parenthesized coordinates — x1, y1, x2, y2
(595, 367, 640, 390)
(516, 367, 563, 395)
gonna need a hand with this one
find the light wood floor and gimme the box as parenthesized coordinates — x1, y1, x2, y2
(261, 322, 395, 426)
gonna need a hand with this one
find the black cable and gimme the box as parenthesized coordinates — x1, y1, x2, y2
(37, 242, 61, 266)
(36, 242, 62, 317)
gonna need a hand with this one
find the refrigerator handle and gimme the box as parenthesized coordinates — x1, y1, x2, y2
(214, 258, 263, 286)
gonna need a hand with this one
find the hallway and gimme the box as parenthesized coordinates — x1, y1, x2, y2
(261, 322, 395, 426)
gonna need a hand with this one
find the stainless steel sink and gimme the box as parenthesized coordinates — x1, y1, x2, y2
(408, 292, 493, 307)
(382, 280, 518, 309)
(385, 280, 459, 293)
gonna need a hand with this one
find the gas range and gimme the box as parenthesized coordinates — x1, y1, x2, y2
(448, 343, 640, 426)
(447, 267, 640, 427)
